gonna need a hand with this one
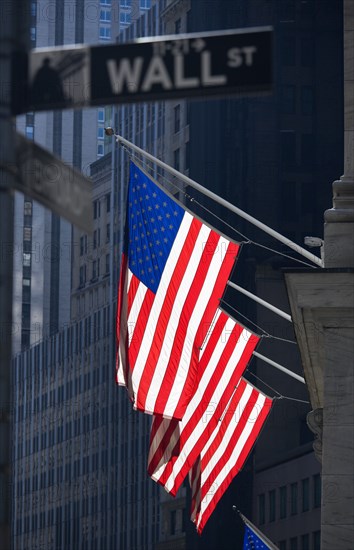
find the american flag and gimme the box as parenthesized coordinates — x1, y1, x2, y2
(116, 162, 239, 419)
(189, 378, 273, 534)
(242, 515, 279, 549)
(148, 309, 260, 495)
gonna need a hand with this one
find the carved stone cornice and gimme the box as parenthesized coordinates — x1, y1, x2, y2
(307, 408, 323, 463)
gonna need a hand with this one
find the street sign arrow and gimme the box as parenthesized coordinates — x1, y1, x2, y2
(12, 27, 272, 115)
(15, 133, 93, 233)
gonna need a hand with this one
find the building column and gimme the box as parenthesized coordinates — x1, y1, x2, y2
(323, 0, 354, 267)
(285, 2, 354, 548)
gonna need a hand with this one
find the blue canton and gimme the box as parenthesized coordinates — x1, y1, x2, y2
(127, 162, 184, 294)
(243, 525, 273, 549)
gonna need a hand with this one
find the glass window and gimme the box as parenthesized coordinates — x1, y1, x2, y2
(98, 109, 105, 123)
(174, 104, 181, 133)
(290, 537, 298, 550)
(106, 223, 110, 243)
(23, 253, 31, 267)
(170, 510, 176, 535)
(120, 12, 131, 24)
(313, 474, 321, 508)
(175, 17, 181, 33)
(269, 490, 276, 522)
(25, 126, 34, 139)
(100, 0, 111, 5)
(97, 127, 104, 139)
(140, 0, 151, 8)
(24, 201, 32, 216)
(174, 148, 180, 171)
(99, 26, 111, 39)
(97, 143, 104, 156)
(281, 35, 296, 65)
(281, 85, 296, 114)
(121, 0, 132, 6)
(281, 131, 296, 166)
(100, 9, 111, 21)
(313, 531, 320, 550)
(301, 35, 314, 66)
(105, 253, 110, 274)
(301, 134, 314, 167)
(106, 193, 111, 213)
(279, 541, 287, 550)
(291, 482, 298, 515)
(301, 86, 314, 115)
(258, 493, 265, 525)
(280, 486, 287, 519)
(23, 227, 32, 241)
(302, 478, 310, 512)
(301, 534, 309, 550)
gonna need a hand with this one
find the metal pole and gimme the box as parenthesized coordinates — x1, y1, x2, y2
(253, 351, 305, 384)
(227, 281, 292, 322)
(111, 132, 324, 268)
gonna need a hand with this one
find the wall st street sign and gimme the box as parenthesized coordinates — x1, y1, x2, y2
(15, 133, 93, 233)
(12, 27, 272, 115)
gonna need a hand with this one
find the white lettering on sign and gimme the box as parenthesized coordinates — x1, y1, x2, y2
(106, 45, 259, 95)
(141, 56, 172, 91)
(201, 51, 227, 86)
(227, 46, 257, 68)
(174, 54, 199, 88)
(106, 57, 144, 94)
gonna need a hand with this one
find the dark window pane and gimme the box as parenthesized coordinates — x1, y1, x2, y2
(313, 474, 321, 508)
(258, 494, 265, 525)
(281, 132, 296, 166)
(269, 490, 276, 522)
(302, 478, 309, 512)
(280, 486, 287, 519)
(291, 482, 298, 515)
(281, 86, 296, 114)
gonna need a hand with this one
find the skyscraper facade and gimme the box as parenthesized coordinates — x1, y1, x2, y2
(13, 0, 158, 355)
(11, 1, 344, 549)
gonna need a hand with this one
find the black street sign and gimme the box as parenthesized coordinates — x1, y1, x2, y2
(12, 27, 272, 115)
(15, 133, 93, 233)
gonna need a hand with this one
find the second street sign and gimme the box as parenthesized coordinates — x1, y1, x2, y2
(12, 27, 272, 115)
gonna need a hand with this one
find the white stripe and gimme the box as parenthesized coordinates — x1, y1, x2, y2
(163, 329, 252, 491)
(190, 382, 254, 522)
(130, 213, 194, 400)
(149, 318, 244, 477)
(116, 270, 134, 384)
(196, 392, 266, 528)
(200, 383, 254, 481)
(141, 222, 212, 413)
(160, 236, 236, 417)
(128, 279, 148, 344)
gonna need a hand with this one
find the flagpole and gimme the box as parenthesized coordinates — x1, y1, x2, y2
(227, 281, 292, 322)
(108, 130, 323, 268)
(253, 351, 305, 384)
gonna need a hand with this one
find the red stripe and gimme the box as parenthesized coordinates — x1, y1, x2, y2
(155, 325, 254, 494)
(195, 401, 271, 534)
(168, 242, 240, 420)
(147, 312, 227, 475)
(167, 334, 260, 496)
(133, 218, 203, 411)
(193, 388, 272, 534)
(128, 286, 155, 371)
(127, 274, 140, 316)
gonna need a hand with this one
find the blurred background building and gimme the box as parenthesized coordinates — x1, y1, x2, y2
(12, 0, 344, 549)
